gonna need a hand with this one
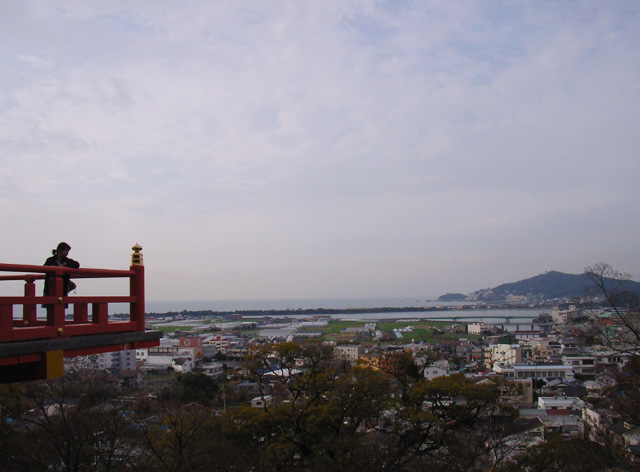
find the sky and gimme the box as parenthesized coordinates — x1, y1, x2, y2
(1, 1, 639, 303)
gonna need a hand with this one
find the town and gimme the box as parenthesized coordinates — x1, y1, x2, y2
(21, 296, 632, 470)
(1, 259, 638, 470)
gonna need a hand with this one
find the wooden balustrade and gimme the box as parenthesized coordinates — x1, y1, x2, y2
(0, 247, 161, 382)
(0, 263, 145, 342)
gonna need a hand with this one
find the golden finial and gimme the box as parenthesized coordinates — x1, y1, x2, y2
(131, 243, 143, 266)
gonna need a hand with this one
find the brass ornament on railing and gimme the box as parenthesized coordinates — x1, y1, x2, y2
(131, 243, 143, 266)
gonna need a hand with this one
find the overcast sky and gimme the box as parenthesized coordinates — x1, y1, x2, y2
(1, 1, 639, 303)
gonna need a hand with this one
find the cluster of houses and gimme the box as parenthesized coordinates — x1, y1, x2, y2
(67, 305, 639, 460)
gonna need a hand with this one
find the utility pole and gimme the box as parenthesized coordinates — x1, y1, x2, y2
(222, 384, 226, 412)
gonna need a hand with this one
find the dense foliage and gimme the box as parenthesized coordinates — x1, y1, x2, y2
(0, 344, 520, 472)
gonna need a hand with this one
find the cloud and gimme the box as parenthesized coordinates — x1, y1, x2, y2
(17, 54, 54, 70)
(1, 1, 639, 301)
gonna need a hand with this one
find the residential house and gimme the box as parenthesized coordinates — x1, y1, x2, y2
(251, 395, 273, 408)
(172, 357, 193, 373)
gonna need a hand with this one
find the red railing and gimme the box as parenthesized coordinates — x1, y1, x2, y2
(0, 262, 145, 343)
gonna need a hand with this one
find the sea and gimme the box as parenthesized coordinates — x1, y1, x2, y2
(146, 297, 439, 312)
(141, 298, 547, 323)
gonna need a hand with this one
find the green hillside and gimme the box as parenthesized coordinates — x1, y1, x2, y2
(470, 270, 640, 301)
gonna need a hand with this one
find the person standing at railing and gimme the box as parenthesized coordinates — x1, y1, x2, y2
(43, 242, 80, 298)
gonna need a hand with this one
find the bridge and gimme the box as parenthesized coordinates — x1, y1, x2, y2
(0, 245, 161, 383)
(418, 315, 540, 322)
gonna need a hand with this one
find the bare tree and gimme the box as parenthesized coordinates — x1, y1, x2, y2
(19, 372, 139, 472)
(581, 264, 640, 468)
(137, 402, 255, 472)
(584, 263, 640, 352)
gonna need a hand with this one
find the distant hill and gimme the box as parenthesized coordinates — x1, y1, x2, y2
(458, 270, 640, 302)
(437, 293, 467, 302)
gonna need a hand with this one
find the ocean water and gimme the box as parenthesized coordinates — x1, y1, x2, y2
(145, 297, 439, 313)
(142, 298, 545, 322)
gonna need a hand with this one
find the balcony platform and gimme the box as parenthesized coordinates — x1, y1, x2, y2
(0, 248, 161, 383)
(0, 329, 162, 383)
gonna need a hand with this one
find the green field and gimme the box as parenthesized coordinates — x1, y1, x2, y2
(293, 319, 476, 344)
(151, 318, 477, 344)
(377, 321, 453, 332)
(151, 325, 183, 333)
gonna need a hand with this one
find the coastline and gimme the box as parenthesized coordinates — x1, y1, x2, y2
(143, 298, 557, 314)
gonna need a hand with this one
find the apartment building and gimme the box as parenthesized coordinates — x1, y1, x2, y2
(98, 349, 137, 371)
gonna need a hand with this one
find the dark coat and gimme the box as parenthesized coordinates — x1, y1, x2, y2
(43, 255, 80, 296)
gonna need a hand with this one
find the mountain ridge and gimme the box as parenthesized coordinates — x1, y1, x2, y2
(439, 270, 640, 302)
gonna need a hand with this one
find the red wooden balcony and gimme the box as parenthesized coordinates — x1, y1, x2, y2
(0, 246, 161, 383)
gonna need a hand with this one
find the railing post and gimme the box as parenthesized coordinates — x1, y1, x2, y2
(23, 277, 37, 324)
(74, 303, 88, 323)
(130, 244, 145, 332)
(92, 303, 108, 325)
(0, 304, 12, 333)
(46, 272, 66, 334)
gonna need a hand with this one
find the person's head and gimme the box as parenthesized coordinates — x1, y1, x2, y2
(54, 242, 71, 258)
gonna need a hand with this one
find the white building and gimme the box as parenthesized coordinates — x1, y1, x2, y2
(137, 346, 195, 370)
(583, 406, 619, 440)
(491, 322, 544, 333)
(485, 344, 522, 368)
(251, 395, 273, 408)
(204, 335, 230, 351)
(335, 345, 364, 362)
(592, 349, 632, 369)
(202, 362, 225, 378)
(538, 396, 584, 411)
(98, 349, 136, 371)
(538, 414, 583, 438)
(493, 363, 575, 381)
(423, 360, 452, 380)
(551, 305, 579, 324)
(172, 357, 193, 373)
(468, 322, 490, 335)
(561, 356, 596, 375)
